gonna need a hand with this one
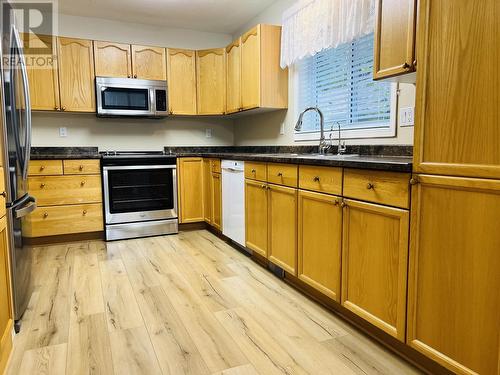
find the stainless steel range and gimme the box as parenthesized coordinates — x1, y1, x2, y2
(101, 151, 178, 240)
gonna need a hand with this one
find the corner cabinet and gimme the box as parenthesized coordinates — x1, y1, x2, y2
(196, 48, 226, 115)
(407, 175, 500, 375)
(373, 0, 417, 80)
(166, 48, 197, 115)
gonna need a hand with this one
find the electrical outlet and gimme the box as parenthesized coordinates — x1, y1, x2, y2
(205, 128, 212, 138)
(59, 127, 68, 137)
(400, 107, 415, 126)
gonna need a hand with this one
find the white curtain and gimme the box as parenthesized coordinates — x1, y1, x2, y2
(280, 0, 375, 68)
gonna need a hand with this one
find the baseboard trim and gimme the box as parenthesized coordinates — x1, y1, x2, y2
(24, 231, 104, 245)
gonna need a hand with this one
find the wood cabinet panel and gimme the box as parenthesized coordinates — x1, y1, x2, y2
(244, 162, 267, 182)
(267, 163, 298, 188)
(241, 25, 261, 110)
(166, 48, 197, 115)
(0, 215, 13, 375)
(196, 48, 226, 115)
(211, 172, 222, 231)
(202, 158, 212, 224)
(57, 37, 95, 112)
(373, 0, 417, 79)
(407, 175, 500, 375)
(132, 45, 166, 80)
(298, 190, 342, 301)
(413, 0, 500, 178)
(28, 160, 63, 176)
(245, 179, 268, 257)
(268, 184, 297, 274)
(0, 168, 5, 219)
(210, 159, 221, 174)
(226, 39, 241, 114)
(342, 199, 409, 341)
(299, 165, 343, 195)
(28, 175, 102, 206)
(178, 158, 204, 223)
(63, 159, 100, 175)
(93, 41, 131, 78)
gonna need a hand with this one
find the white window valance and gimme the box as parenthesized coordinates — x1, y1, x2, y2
(280, 0, 375, 68)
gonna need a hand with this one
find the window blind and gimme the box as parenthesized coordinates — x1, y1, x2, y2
(296, 33, 392, 134)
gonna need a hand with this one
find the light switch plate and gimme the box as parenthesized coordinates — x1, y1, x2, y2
(205, 128, 212, 138)
(400, 107, 415, 127)
(59, 127, 68, 137)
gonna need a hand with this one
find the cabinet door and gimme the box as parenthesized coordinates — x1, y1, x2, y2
(196, 48, 226, 115)
(178, 158, 204, 223)
(407, 175, 500, 375)
(414, 0, 500, 179)
(132, 45, 166, 80)
(211, 172, 222, 231)
(245, 179, 268, 257)
(268, 184, 297, 274)
(241, 25, 261, 110)
(166, 48, 197, 115)
(93, 41, 132, 78)
(298, 191, 342, 301)
(373, 0, 417, 79)
(202, 158, 212, 224)
(23, 33, 60, 110)
(226, 39, 241, 114)
(342, 199, 409, 341)
(0, 216, 13, 374)
(57, 37, 95, 112)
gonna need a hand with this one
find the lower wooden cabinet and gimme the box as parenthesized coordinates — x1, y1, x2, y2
(268, 184, 297, 275)
(178, 157, 204, 223)
(211, 172, 222, 230)
(297, 190, 342, 301)
(0, 216, 13, 374)
(202, 158, 212, 224)
(341, 199, 409, 341)
(407, 175, 500, 375)
(244, 179, 268, 257)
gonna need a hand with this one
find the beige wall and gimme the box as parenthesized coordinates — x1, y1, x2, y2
(32, 13, 234, 149)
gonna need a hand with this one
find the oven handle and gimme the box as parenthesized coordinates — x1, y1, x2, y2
(102, 165, 176, 171)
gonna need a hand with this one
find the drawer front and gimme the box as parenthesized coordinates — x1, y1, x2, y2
(299, 165, 343, 195)
(28, 175, 102, 206)
(23, 203, 103, 237)
(267, 163, 298, 187)
(0, 167, 5, 218)
(63, 159, 100, 175)
(343, 169, 410, 209)
(244, 162, 267, 182)
(28, 160, 63, 176)
(210, 159, 221, 174)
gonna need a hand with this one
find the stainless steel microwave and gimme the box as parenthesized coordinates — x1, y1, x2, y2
(95, 77, 169, 118)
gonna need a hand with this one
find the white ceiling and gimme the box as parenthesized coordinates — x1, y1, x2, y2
(58, 0, 279, 34)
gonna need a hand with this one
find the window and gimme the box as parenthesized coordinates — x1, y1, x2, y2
(295, 33, 397, 140)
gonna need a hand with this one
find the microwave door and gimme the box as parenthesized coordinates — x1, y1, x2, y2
(98, 85, 153, 116)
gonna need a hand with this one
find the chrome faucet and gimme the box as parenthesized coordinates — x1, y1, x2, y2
(295, 107, 331, 154)
(336, 122, 347, 155)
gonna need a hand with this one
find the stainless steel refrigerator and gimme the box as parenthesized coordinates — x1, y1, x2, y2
(1, 15, 37, 332)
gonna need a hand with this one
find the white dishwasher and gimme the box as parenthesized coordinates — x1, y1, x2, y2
(221, 160, 246, 248)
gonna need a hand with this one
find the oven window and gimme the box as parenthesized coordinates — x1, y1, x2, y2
(107, 168, 174, 213)
(101, 87, 149, 110)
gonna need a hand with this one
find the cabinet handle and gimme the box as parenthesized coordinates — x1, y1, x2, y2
(82, 209, 87, 215)
(366, 182, 375, 190)
(313, 176, 320, 182)
(277, 172, 283, 177)
(79, 165, 84, 171)
(80, 181, 86, 186)
(43, 212, 48, 218)
(40, 183, 45, 188)
(251, 169, 256, 173)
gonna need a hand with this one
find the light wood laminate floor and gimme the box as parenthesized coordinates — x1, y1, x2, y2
(6, 230, 421, 375)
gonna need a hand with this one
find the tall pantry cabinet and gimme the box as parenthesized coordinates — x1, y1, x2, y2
(407, 1, 500, 374)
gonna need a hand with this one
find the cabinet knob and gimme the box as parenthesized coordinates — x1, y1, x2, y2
(80, 181, 86, 186)
(251, 169, 256, 173)
(40, 183, 45, 188)
(413, 59, 417, 68)
(43, 212, 48, 218)
(79, 165, 84, 171)
(267, 186, 271, 190)
(82, 210, 87, 215)
(62, 106, 67, 111)
(127, 74, 131, 78)
(40, 166, 45, 171)
(133, 74, 137, 78)
(409, 177, 419, 185)
(277, 172, 283, 177)
(313, 176, 320, 182)
(333, 199, 340, 206)
(261, 184, 266, 189)
(366, 182, 375, 190)
(340, 201, 347, 208)
(403, 62, 411, 70)
(0, 191, 6, 198)
(54, 106, 60, 111)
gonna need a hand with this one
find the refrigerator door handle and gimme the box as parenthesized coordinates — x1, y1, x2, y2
(13, 195, 36, 219)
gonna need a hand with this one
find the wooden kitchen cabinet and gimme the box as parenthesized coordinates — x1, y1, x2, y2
(93, 41, 132, 78)
(178, 157, 204, 223)
(341, 199, 409, 341)
(244, 179, 268, 257)
(132, 45, 166, 80)
(57, 37, 95, 112)
(196, 48, 226, 115)
(407, 175, 500, 375)
(413, 0, 500, 179)
(298, 190, 342, 301)
(166, 48, 197, 115)
(202, 158, 212, 224)
(373, 0, 417, 80)
(225, 39, 241, 114)
(268, 184, 297, 275)
(0, 216, 13, 375)
(211, 172, 222, 231)
(240, 24, 288, 111)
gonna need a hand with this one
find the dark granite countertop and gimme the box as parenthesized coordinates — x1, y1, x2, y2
(30, 147, 100, 160)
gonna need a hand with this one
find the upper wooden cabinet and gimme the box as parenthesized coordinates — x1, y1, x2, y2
(414, 0, 500, 179)
(57, 37, 95, 112)
(407, 175, 500, 374)
(225, 39, 241, 114)
(166, 48, 197, 115)
(178, 157, 204, 223)
(239, 24, 288, 111)
(373, 0, 417, 80)
(132, 45, 166, 80)
(196, 48, 226, 115)
(94, 41, 132, 78)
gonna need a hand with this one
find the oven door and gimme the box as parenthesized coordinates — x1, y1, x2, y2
(96, 82, 154, 117)
(103, 165, 177, 224)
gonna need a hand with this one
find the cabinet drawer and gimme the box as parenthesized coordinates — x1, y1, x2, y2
(343, 169, 410, 209)
(267, 163, 298, 187)
(210, 159, 221, 174)
(28, 175, 102, 206)
(23, 203, 103, 237)
(28, 160, 63, 176)
(299, 165, 343, 195)
(244, 162, 267, 182)
(0, 168, 5, 218)
(63, 159, 100, 175)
